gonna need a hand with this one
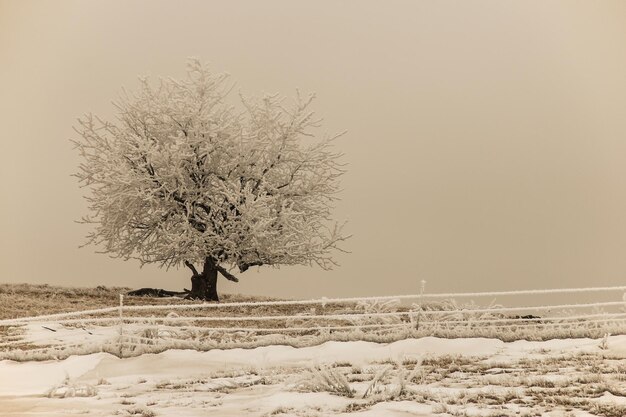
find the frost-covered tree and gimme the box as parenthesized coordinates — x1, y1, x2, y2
(73, 60, 347, 301)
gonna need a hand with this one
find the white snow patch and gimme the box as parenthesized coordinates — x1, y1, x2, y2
(595, 391, 626, 406)
(0, 353, 107, 395)
(22, 323, 118, 347)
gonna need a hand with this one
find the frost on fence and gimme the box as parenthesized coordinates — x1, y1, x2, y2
(1, 286, 625, 360)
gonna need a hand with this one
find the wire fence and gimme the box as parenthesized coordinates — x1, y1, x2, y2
(1, 284, 625, 361)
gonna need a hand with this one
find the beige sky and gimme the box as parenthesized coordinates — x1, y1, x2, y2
(1, 0, 626, 300)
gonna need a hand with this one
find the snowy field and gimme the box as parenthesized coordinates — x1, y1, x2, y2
(2, 284, 625, 416)
(2, 335, 625, 417)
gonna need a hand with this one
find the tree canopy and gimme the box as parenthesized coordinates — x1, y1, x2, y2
(73, 60, 347, 299)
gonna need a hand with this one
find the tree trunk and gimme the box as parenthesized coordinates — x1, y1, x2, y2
(186, 257, 219, 301)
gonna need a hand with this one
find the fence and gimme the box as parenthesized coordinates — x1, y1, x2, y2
(1, 285, 625, 361)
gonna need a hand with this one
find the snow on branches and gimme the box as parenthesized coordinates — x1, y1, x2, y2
(72, 60, 348, 276)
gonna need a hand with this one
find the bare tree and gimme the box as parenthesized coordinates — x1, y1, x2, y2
(73, 60, 348, 301)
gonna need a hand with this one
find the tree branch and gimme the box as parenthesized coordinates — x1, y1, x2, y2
(184, 260, 199, 276)
(238, 260, 264, 273)
(216, 265, 239, 282)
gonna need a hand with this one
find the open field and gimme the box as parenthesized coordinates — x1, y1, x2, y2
(0, 283, 291, 321)
(1, 335, 626, 416)
(2, 283, 625, 363)
(1, 283, 625, 416)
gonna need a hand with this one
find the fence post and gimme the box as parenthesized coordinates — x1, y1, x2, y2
(321, 297, 329, 338)
(622, 292, 626, 335)
(415, 280, 427, 332)
(119, 294, 124, 358)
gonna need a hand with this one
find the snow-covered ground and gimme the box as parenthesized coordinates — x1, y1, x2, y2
(2, 336, 625, 417)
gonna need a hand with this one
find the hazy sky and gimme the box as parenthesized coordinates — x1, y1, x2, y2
(1, 1, 626, 300)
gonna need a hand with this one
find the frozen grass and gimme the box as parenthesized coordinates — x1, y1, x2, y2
(47, 381, 98, 399)
(4, 337, 624, 416)
(0, 283, 287, 320)
(307, 350, 626, 416)
(1, 284, 624, 416)
(0, 283, 305, 360)
(1, 283, 625, 362)
(295, 365, 355, 397)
